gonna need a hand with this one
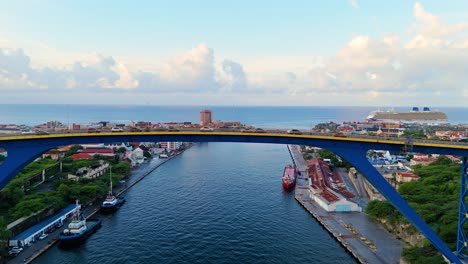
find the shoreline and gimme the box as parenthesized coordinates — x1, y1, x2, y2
(19, 148, 187, 264)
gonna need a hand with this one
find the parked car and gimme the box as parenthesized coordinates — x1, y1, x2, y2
(8, 247, 23, 256)
(39, 233, 48, 240)
(111, 127, 124, 132)
(287, 129, 302, 135)
(200, 126, 214, 132)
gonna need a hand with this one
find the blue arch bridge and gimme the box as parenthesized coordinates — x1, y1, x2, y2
(1, 132, 468, 263)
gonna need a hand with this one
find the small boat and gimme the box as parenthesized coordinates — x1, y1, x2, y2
(59, 200, 102, 247)
(282, 165, 297, 190)
(100, 167, 126, 214)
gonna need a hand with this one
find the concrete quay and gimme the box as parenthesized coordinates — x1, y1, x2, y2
(288, 145, 404, 264)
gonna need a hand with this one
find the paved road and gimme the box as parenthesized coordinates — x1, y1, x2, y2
(337, 168, 368, 210)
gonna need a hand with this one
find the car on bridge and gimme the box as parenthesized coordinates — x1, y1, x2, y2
(111, 127, 124, 132)
(35, 130, 49, 135)
(254, 128, 266, 133)
(87, 128, 100, 133)
(200, 126, 214, 132)
(333, 132, 347, 137)
(287, 129, 302, 135)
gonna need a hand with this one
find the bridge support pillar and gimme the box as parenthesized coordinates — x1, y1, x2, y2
(457, 157, 468, 260)
(327, 147, 461, 264)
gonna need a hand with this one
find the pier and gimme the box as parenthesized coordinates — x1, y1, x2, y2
(288, 145, 404, 264)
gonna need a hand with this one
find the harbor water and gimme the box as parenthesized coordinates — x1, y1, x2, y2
(33, 142, 356, 264)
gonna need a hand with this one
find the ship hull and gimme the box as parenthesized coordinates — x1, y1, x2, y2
(58, 219, 102, 247)
(100, 198, 126, 214)
(282, 180, 295, 190)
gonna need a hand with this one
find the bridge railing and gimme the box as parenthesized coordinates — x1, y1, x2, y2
(1, 128, 468, 147)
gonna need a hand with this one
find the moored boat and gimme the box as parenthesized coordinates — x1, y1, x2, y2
(282, 165, 297, 190)
(100, 167, 126, 214)
(59, 201, 102, 247)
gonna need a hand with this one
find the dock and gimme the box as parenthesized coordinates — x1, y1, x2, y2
(288, 145, 404, 264)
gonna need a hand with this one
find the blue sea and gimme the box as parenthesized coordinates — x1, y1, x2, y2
(1, 105, 467, 128)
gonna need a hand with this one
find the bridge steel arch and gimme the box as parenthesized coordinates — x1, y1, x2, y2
(1, 132, 468, 263)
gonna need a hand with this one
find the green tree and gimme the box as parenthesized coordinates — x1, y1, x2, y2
(65, 145, 83, 157)
(113, 162, 130, 176)
(0, 187, 25, 209)
(117, 147, 127, 154)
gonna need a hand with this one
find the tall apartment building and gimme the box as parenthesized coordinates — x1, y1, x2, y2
(200, 110, 212, 126)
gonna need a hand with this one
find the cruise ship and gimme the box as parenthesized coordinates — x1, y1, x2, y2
(366, 107, 448, 125)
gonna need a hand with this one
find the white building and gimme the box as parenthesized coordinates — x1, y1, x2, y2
(129, 147, 145, 165)
(9, 204, 80, 247)
(160, 141, 183, 151)
(308, 181, 361, 212)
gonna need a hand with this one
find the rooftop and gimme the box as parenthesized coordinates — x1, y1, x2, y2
(10, 204, 78, 241)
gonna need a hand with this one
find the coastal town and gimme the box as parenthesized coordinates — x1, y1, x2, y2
(0, 107, 467, 263)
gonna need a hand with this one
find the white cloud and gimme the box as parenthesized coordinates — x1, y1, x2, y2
(349, 0, 358, 9)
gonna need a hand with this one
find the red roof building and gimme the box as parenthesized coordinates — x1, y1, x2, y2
(70, 153, 93, 161)
(78, 149, 115, 157)
(396, 172, 420, 183)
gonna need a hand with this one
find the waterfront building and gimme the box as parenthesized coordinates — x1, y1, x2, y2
(200, 109, 212, 126)
(8, 204, 80, 248)
(160, 141, 183, 151)
(307, 159, 360, 212)
(129, 147, 144, 165)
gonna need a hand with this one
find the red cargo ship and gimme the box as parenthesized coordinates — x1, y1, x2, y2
(282, 165, 297, 190)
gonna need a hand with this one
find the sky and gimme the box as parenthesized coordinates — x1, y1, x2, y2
(0, 0, 467, 106)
